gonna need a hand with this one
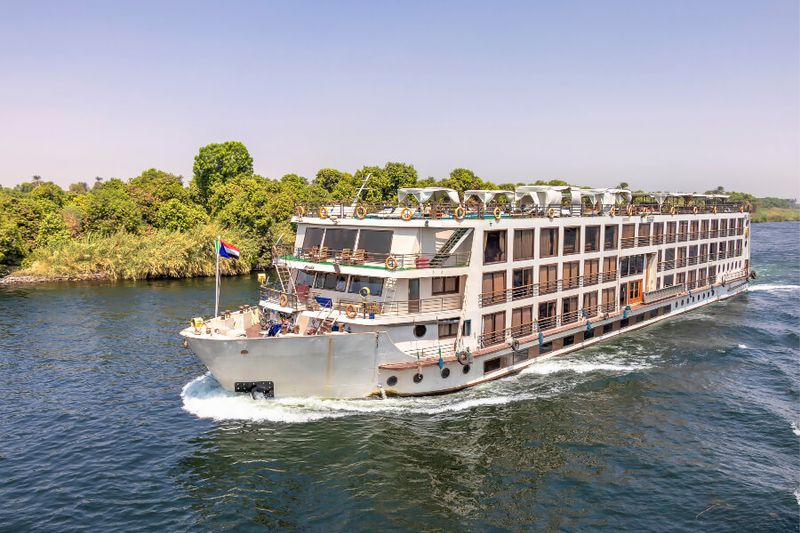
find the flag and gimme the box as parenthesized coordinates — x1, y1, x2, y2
(217, 240, 240, 259)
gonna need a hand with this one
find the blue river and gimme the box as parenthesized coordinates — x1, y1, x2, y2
(0, 222, 798, 531)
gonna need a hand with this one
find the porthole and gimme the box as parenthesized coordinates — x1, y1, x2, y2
(441, 368, 450, 379)
(413, 373, 424, 383)
(386, 376, 398, 386)
(413, 324, 427, 338)
(240, 349, 249, 355)
(462, 364, 471, 374)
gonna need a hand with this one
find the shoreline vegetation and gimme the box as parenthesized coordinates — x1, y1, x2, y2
(2, 141, 798, 284)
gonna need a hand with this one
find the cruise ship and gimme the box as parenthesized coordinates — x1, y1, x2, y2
(180, 186, 753, 399)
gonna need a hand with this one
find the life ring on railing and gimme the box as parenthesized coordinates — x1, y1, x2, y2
(627, 204, 635, 216)
(319, 206, 329, 219)
(511, 338, 520, 352)
(345, 304, 358, 319)
(493, 207, 502, 220)
(610, 207, 617, 217)
(401, 207, 413, 221)
(279, 293, 288, 307)
(713, 206, 718, 214)
(295, 205, 305, 217)
(454, 206, 465, 220)
(385, 255, 399, 270)
(355, 205, 367, 219)
(670, 206, 677, 215)
(739, 205, 745, 213)
(693, 206, 699, 215)
(547, 207, 556, 219)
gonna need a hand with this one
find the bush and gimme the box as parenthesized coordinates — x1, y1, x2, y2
(154, 199, 210, 232)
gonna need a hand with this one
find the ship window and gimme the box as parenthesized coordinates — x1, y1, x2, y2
(357, 230, 393, 254)
(432, 276, 460, 295)
(438, 319, 459, 339)
(620, 255, 645, 277)
(585, 226, 600, 252)
(323, 228, 357, 252)
(348, 276, 384, 297)
(585, 328, 595, 339)
(483, 230, 507, 264)
(664, 274, 674, 287)
(620, 318, 630, 328)
(413, 324, 427, 338)
(314, 272, 348, 291)
(563, 335, 575, 346)
(540, 228, 559, 258)
(603, 323, 613, 334)
(540, 342, 553, 354)
(604, 225, 618, 250)
(462, 319, 471, 336)
(512, 268, 534, 299)
(563, 227, 580, 255)
(483, 357, 502, 374)
(302, 227, 324, 249)
(296, 270, 315, 287)
(513, 229, 535, 260)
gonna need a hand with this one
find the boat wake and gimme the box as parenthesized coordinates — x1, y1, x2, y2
(748, 284, 800, 293)
(181, 351, 654, 424)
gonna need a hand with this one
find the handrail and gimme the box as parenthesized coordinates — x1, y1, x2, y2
(274, 244, 471, 270)
(479, 271, 619, 307)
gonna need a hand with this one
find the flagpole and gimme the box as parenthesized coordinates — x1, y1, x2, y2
(214, 236, 220, 317)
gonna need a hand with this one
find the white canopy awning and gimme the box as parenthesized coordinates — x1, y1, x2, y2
(650, 192, 729, 205)
(463, 189, 515, 204)
(514, 186, 569, 207)
(398, 187, 460, 205)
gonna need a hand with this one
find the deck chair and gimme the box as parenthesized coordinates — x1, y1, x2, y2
(339, 248, 352, 264)
(318, 246, 329, 261)
(352, 249, 366, 265)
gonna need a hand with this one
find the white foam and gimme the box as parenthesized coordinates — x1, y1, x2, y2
(792, 421, 800, 437)
(737, 344, 748, 349)
(795, 487, 800, 506)
(748, 284, 800, 293)
(521, 359, 651, 376)
(181, 373, 526, 423)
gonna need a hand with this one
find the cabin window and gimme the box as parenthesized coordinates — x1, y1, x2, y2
(513, 229, 535, 260)
(323, 228, 358, 252)
(602, 288, 615, 312)
(604, 225, 618, 250)
(463, 319, 471, 337)
(296, 270, 315, 287)
(583, 259, 600, 285)
(538, 264, 558, 294)
(302, 227, 324, 249)
(540, 228, 559, 258)
(563, 335, 575, 346)
(622, 224, 636, 248)
(482, 271, 506, 305)
(653, 222, 664, 239)
(585, 226, 600, 252)
(348, 276, 384, 296)
(620, 255, 644, 277)
(585, 328, 595, 339)
(620, 318, 630, 328)
(562, 296, 579, 324)
(481, 311, 506, 347)
(603, 256, 618, 277)
(483, 230, 507, 264)
(563, 227, 580, 254)
(511, 306, 533, 337)
(484, 357, 502, 374)
(663, 274, 674, 287)
(583, 291, 598, 317)
(563, 261, 580, 289)
(666, 221, 677, 242)
(432, 276, 460, 295)
(603, 323, 613, 334)
(314, 272, 348, 291)
(690, 220, 699, 239)
(512, 268, 534, 299)
(537, 300, 557, 330)
(638, 223, 651, 245)
(540, 342, 553, 354)
(438, 319, 459, 339)
(357, 230, 393, 254)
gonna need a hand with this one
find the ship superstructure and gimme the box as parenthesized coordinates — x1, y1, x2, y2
(180, 186, 753, 398)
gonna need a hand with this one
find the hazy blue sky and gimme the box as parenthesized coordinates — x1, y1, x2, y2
(0, 0, 797, 196)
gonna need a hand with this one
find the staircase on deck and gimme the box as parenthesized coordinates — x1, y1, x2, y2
(429, 228, 472, 267)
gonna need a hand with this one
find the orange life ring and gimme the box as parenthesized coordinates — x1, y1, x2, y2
(355, 205, 367, 219)
(713, 206, 718, 214)
(693, 206, 699, 215)
(547, 207, 555, 218)
(385, 255, 399, 270)
(627, 204, 635, 216)
(401, 207, 413, 221)
(610, 207, 617, 217)
(670, 206, 677, 215)
(493, 207, 502, 220)
(454, 206, 465, 220)
(345, 304, 358, 319)
(739, 205, 744, 213)
(279, 293, 288, 307)
(319, 206, 329, 219)
(295, 205, 305, 217)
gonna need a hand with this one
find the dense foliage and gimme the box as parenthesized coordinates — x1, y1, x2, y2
(1, 143, 796, 280)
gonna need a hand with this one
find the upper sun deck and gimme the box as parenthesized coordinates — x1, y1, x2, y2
(292, 187, 751, 225)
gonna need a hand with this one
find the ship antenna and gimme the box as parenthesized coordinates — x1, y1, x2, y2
(351, 172, 372, 207)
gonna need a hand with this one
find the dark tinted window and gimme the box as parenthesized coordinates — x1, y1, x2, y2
(324, 228, 358, 251)
(303, 227, 324, 249)
(358, 230, 392, 253)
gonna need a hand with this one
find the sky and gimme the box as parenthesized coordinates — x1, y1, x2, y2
(0, 0, 798, 197)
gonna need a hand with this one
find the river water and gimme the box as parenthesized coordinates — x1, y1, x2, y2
(0, 222, 798, 531)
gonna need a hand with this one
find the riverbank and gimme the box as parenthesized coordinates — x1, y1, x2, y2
(751, 207, 800, 223)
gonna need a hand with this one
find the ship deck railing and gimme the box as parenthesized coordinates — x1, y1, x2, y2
(479, 271, 619, 308)
(274, 244, 470, 270)
(294, 201, 751, 221)
(259, 286, 463, 317)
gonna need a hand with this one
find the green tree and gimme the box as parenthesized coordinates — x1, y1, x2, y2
(69, 182, 89, 194)
(314, 168, 350, 193)
(0, 216, 25, 266)
(191, 141, 254, 205)
(30, 181, 66, 207)
(154, 199, 210, 232)
(84, 179, 143, 234)
(35, 211, 71, 248)
(128, 168, 189, 224)
(444, 168, 483, 194)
